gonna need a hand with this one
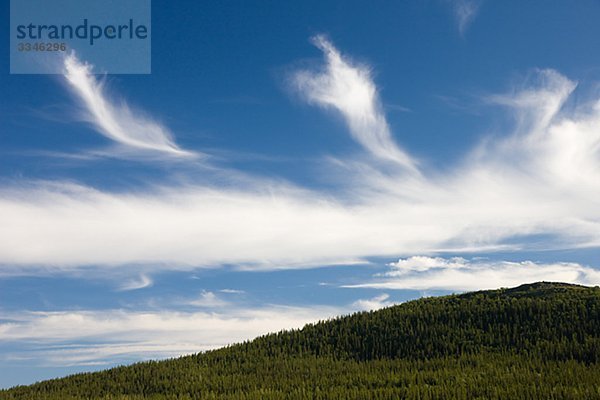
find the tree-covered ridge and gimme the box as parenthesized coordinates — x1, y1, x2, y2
(2, 282, 600, 400)
(244, 282, 599, 362)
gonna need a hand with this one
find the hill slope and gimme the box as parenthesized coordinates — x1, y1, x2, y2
(2, 282, 600, 399)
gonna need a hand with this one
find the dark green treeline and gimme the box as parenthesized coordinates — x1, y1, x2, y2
(2, 282, 599, 399)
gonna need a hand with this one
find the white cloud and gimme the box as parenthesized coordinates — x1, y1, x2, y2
(346, 256, 600, 291)
(352, 293, 394, 311)
(0, 305, 341, 366)
(219, 289, 245, 294)
(188, 291, 229, 308)
(293, 36, 418, 171)
(63, 53, 194, 158)
(486, 69, 577, 136)
(118, 274, 153, 291)
(0, 182, 380, 269)
(388, 256, 468, 272)
(451, 0, 480, 35)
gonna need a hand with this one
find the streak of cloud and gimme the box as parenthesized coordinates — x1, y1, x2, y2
(293, 36, 418, 171)
(117, 274, 153, 291)
(352, 293, 394, 311)
(451, 0, 481, 36)
(188, 291, 229, 308)
(63, 53, 194, 158)
(0, 305, 342, 366)
(345, 256, 600, 291)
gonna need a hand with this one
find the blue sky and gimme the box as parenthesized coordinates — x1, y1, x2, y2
(2, 0, 600, 389)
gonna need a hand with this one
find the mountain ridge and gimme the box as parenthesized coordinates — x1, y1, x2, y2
(2, 281, 599, 399)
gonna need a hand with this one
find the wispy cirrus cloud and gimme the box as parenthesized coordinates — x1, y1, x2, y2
(345, 256, 600, 291)
(449, 0, 481, 36)
(219, 289, 245, 294)
(188, 291, 229, 308)
(293, 36, 418, 171)
(117, 274, 153, 291)
(63, 53, 194, 158)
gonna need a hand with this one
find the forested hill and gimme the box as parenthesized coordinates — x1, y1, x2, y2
(2, 282, 600, 400)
